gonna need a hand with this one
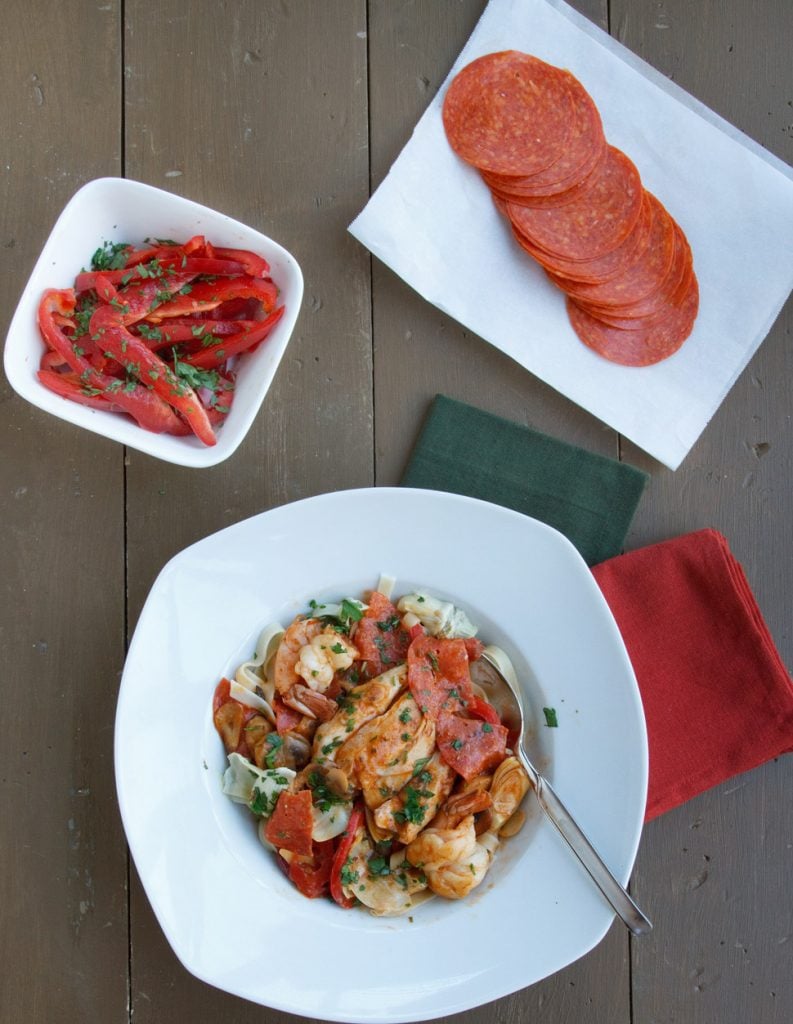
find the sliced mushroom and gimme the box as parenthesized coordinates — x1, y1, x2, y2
(213, 701, 243, 752)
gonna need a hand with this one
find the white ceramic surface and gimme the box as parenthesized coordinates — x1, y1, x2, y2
(115, 488, 648, 1021)
(3, 177, 303, 467)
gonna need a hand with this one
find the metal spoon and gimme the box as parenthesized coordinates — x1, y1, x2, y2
(471, 648, 652, 936)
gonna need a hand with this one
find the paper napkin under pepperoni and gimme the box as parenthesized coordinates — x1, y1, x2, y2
(442, 50, 699, 367)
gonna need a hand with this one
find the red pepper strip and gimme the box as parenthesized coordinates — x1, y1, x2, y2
(93, 272, 118, 303)
(40, 349, 68, 371)
(330, 803, 364, 908)
(37, 370, 122, 412)
(134, 319, 259, 350)
(183, 235, 206, 255)
(114, 272, 197, 324)
(75, 258, 248, 293)
(408, 622, 426, 642)
(123, 245, 181, 268)
(146, 276, 278, 322)
(90, 306, 216, 446)
(212, 246, 270, 277)
(186, 306, 285, 370)
(468, 695, 502, 727)
(38, 291, 187, 435)
(206, 374, 236, 427)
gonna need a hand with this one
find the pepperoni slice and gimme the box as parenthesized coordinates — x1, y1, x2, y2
(551, 194, 676, 306)
(264, 790, 314, 857)
(407, 636, 474, 720)
(566, 272, 699, 366)
(515, 192, 654, 285)
(354, 591, 410, 677)
(436, 711, 508, 780)
(507, 147, 643, 260)
(481, 73, 606, 197)
(442, 51, 575, 176)
(578, 227, 692, 328)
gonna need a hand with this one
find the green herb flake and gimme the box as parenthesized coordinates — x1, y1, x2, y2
(543, 707, 559, 728)
(90, 240, 130, 272)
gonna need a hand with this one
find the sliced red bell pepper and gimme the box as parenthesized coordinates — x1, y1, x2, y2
(145, 276, 277, 321)
(288, 839, 335, 899)
(468, 695, 502, 727)
(37, 370, 121, 412)
(273, 695, 303, 735)
(264, 789, 314, 857)
(212, 246, 270, 277)
(75, 258, 248, 294)
(134, 319, 256, 350)
(90, 306, 216, 446)
(330, 803, 364, 908)
(114, 272, 197, 324)
(186, 306, 285, 370)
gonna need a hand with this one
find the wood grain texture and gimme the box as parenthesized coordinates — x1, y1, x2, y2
(0, 2, 128, 1022)
(611, 1, 793, 1021)
(122, 2, 371, 1021)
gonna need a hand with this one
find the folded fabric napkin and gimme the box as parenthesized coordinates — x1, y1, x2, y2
(402, 397, 793, 818)
(402, 394, 648, 566)
(593, 530, 793, 819)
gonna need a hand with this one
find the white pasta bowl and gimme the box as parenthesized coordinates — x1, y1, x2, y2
(115, 488, 648, 1021)
(3, 177, 303, 468)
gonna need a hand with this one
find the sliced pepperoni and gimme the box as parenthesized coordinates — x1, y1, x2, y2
(436, 711, 508, 780)
(515, 192, 654, 285)
(407, 636, 474, 720)
(507, 146, 643, 260)
(442, 51, 575, 176)
(354, 591, 410, 677)
(264, 790, 314, 858)
(551, 194, 676, 306)
(577, 227, 692, 327)
(481, 73, 605, 196)
(566, 272, 699, 366)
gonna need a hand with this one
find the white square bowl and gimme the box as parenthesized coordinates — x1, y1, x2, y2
(3, 177, 303, 468)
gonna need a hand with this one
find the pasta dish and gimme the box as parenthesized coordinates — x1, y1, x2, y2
(212, 576, 530, 915)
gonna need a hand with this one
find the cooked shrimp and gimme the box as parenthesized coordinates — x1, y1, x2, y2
(295, 631, 359, 692)
(283, 683, 337, 722)
(273, 617, 324, 695)
(405, 815, 497, 899)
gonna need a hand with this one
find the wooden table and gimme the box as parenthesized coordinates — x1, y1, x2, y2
(2, 2, 791, 1021)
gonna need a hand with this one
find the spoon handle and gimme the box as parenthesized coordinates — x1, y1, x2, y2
(522, 750, 653, 936)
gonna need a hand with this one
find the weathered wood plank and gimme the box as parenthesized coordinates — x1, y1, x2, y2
(612, 1, 793, 1021)
(0, 2, 128, 1022)
(367, 3, 630, 1023)
(122, 1, 371, 1019)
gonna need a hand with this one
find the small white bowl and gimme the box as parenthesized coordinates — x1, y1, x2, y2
(3, 178, 303, 468)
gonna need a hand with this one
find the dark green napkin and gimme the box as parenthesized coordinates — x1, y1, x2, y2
(401, 395, 648, 565)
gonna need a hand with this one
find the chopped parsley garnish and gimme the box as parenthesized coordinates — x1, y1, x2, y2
(427, 651, 439, 671)
(340, 598, 364, 624)
(399, 707, 411, 724)
(394, 782, 432, 826)
(330, 642, 346, 655)
(263, 734, 283, 769)
(73, 294, 98, 337)
(135, 323, 163, 342)
(249, 785, 278, 817)
(307, 771, 348, 813)
(320, 737, 343, 756)
(451, 738, 464, 751)
(482, 723, 494, 733)
(543, 707, 559, 728)
(90, 240, 130, 271)
(367, 856, 391, 877)
(172, 353, 220, 392)
(377, 615, 400, 632)
(411, 757, 430, 777)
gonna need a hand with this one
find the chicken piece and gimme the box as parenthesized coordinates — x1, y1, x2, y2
(341, 821, 428, 916)
(489, 756, 531, 831)
(374, 752, 455, 844)
(336, 693, 436, 810)
(405, 814, 497, 899)
(272, 617, 324, 694)
(295, 630, 359, 693)
(312, 664, 405, 762)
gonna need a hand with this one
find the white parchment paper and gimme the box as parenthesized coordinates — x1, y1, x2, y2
(349, 0, 793, 469)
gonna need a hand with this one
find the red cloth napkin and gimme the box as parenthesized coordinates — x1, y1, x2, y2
(592, 529, 793, 820)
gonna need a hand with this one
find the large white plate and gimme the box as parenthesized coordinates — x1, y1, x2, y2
(115, 488, 648, 1021)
